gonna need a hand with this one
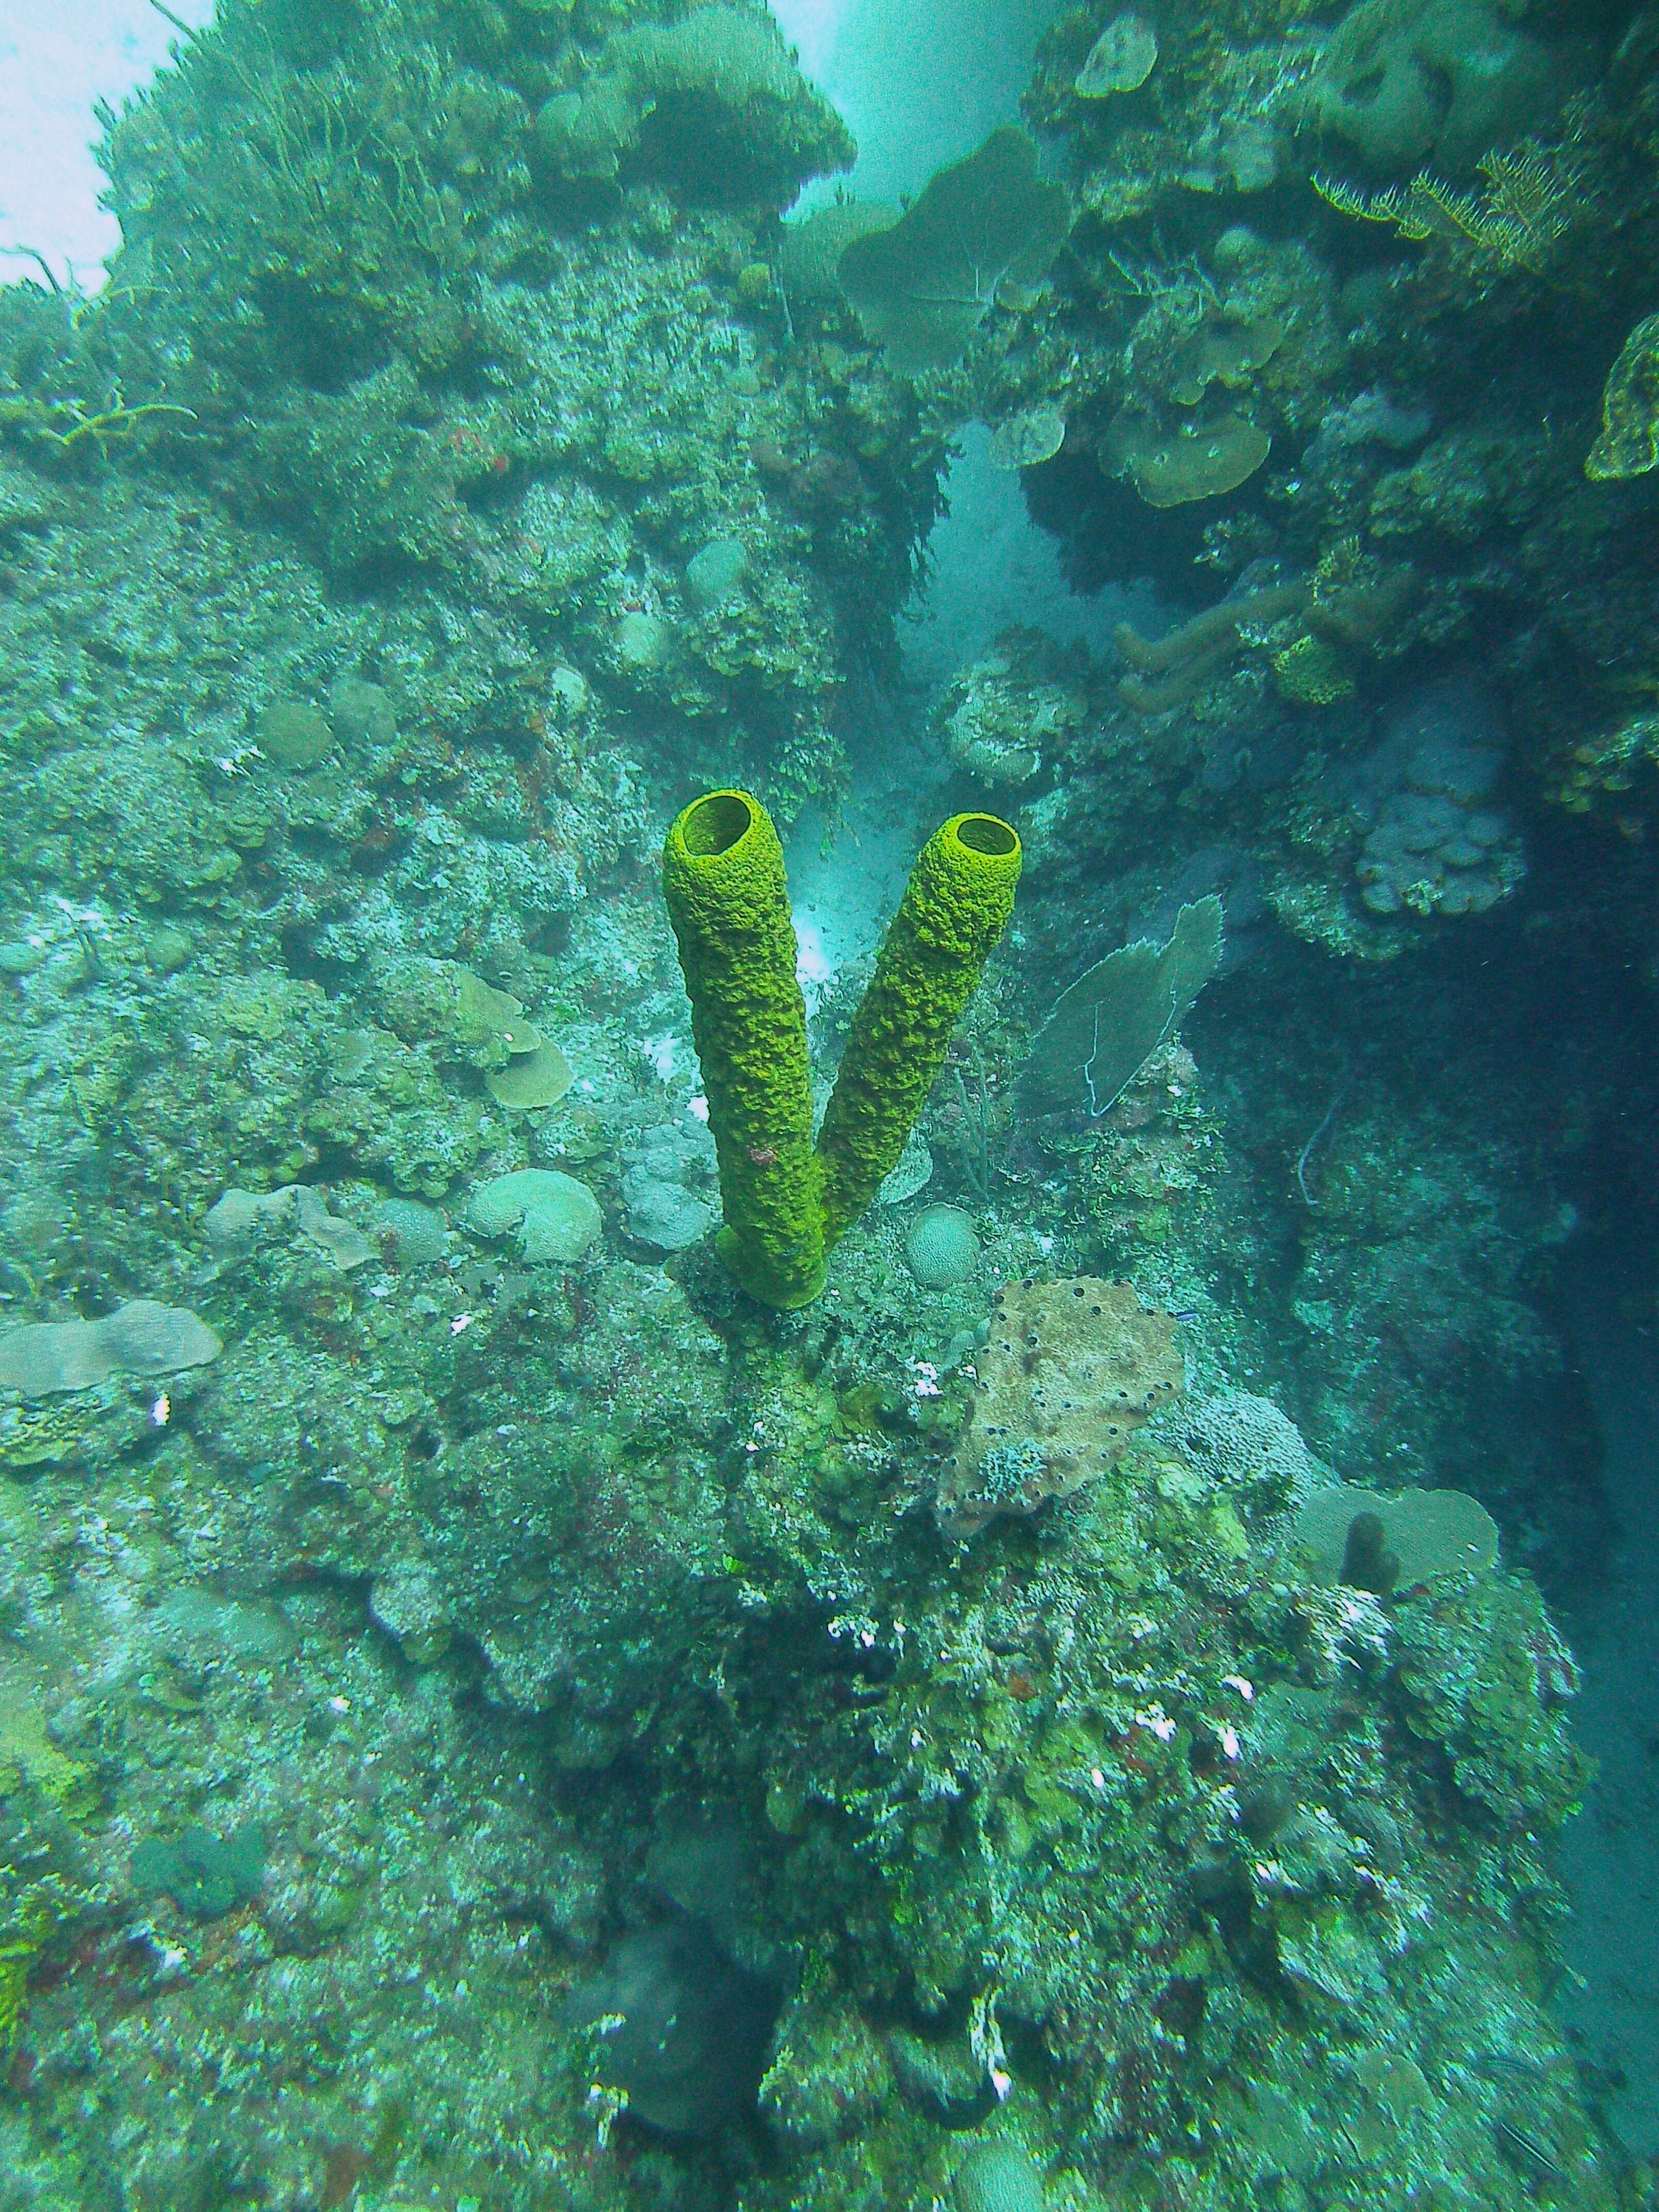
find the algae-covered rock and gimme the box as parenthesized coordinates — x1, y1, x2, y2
(535, 4, 853, 204)
(1310, 0, 1557, 175)
(133, 1823, 265, 1920)
(953, 2140, 1045, 2212)
(563, 1918, 778, 2134)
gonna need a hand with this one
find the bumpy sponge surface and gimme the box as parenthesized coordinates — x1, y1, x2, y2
(817, 813, 1021, 1246)
(662, 790, 825, 1308)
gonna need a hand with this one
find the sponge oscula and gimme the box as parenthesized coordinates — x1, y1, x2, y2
(662, 790, 825, 1308)
(817, 813, 1021, 1245)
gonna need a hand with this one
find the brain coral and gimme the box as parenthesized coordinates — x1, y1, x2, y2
(938, 1277, 1182, 1537)
(1180, 1390, 1321, 1526)
(903, 1205, 980, 1289)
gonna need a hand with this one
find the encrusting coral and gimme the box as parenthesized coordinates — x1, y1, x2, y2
(937, 1276, 1183, 1536)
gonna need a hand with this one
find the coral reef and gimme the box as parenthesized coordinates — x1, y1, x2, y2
(0, 0, 1653, 2203)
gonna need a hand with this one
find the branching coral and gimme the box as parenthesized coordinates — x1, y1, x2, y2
(0, 393, 197, 462)
(1313, 146, 1584, 281)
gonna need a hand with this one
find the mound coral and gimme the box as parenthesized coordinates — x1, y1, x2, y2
(535, 4, 854, 201)
(1310, 0, 1557, 176)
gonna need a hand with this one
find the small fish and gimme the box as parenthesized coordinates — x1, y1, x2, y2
(1493, 2115, 1567, 2183)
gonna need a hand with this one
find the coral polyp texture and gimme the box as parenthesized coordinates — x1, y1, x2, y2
(938, 1277, 1184, 1536)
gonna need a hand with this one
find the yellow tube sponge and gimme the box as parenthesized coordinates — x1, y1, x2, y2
(662, 790, 825, 1308)
(816, 814, 1021, 1246)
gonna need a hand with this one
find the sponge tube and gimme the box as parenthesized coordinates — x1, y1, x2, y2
(661, 790, 826, 1308)
(816, 812, 1021, 1245)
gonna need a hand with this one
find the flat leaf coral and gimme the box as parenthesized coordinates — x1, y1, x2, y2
(1585, 312, 1659, 482)
(0, 1302, 221, 1398)
(1111, 409, 1273, 509)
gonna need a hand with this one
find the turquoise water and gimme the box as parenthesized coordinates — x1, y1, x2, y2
(0, 2, 1655, 2205)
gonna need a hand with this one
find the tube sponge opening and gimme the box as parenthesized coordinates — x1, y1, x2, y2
(816, 811, 1021, 1246)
